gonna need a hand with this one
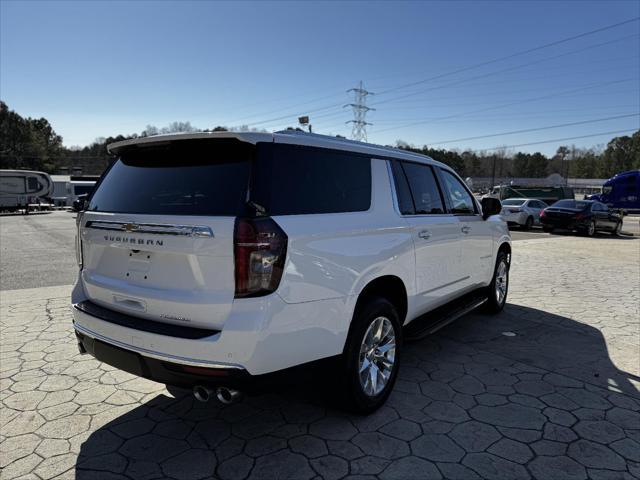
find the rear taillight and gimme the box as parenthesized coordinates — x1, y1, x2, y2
(539, 209, 546, 218)
(234, 217, 288, 298)
(75, 212, 84, 269)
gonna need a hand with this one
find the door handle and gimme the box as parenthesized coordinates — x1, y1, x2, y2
(461, 225, 471, 234)
(418, 230, 431, 240)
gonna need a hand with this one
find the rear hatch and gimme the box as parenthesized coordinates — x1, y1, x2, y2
(544, 207, 584, 218)
(79, 138, 255, 330)
(542, 207, 585, 225)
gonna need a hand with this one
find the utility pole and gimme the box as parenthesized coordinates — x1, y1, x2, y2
(491, 155, 497, 188)
(344, 81, 374, 142)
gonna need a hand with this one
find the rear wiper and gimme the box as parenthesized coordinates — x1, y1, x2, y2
(246, 200, 268, 217)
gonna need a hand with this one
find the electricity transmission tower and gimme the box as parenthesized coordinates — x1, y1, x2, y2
(344, 81, 374, 142)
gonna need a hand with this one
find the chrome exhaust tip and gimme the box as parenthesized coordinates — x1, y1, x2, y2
(216, 387, 243, 405)
(193, 385, 213, 403)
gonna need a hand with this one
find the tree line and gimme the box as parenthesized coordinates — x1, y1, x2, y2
(1, 101, 638, 179)
(398, 138, 640, 181)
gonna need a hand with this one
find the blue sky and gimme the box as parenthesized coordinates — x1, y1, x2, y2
(1, 1, 639, 155)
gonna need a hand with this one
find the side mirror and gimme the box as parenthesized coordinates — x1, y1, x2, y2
(481, 197, 502, 220)
(73, 197, 87, 212)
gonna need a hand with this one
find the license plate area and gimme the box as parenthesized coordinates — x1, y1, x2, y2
(93, 339, 145, 377)
(126, 250, 153, 282)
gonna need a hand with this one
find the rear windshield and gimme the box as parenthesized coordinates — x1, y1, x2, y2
(502, 199, 526, 206)
(552, 200, 590, 210)
(88, 139, 253, 216)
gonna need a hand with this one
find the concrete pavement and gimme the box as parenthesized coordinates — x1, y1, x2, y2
(1, 228, 639, 479)
(0, 212, 77, 291)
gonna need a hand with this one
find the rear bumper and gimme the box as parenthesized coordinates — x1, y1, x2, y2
(500, 212, 527, 225)
(71, 280, 350, 377)
(74, 328, 336, 392)
(75, 328, 249, 389)
(540, 217, 588, 230)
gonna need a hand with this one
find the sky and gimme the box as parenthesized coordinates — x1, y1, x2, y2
(1, 0, 639, 155)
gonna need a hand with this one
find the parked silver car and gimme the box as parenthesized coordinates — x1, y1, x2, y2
(500, 198, 548, 229)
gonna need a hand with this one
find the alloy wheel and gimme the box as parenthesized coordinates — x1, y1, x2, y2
(359, 316, 396, 397)
(495, 259, 508, 305)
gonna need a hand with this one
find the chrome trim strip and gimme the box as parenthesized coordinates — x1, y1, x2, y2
(85, 221, 214, 238)
(422, 276, 470, 295)
(73, 323, 243, 370)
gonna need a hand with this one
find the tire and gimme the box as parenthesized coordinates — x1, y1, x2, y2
(584, 220, 596, 237)
(340, 297, 402, 414)
(543, 225, 554, 233)
(523, 216, 533, 230)
(484, 251, 509, 314)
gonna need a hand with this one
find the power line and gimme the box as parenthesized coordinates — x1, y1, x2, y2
(475, 129, 637, 152)
(376, 58, 639, 109)
(372, 77, 638, 134)
(224, 19, 638, 131)
(215, 18, 639, 133)
(377, 88, 638, 114)
(243, 101, 346, 127)
(372, 109, 639, 125)
(425, 114, 639, 145)
(224, 90, 348, 125)
(371, 33, 639, 107)
(375, 16, 640, 97)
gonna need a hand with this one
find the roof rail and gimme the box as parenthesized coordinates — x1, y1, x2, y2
(274, 129, 426, 159)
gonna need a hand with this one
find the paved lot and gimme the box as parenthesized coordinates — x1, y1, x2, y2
(1, 218, 639, 479)
(0, 212, 77, 291)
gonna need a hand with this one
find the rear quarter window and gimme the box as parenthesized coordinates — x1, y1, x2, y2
(253, 144, 371, 215)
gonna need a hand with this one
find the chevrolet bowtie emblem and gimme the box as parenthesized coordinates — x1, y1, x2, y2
(122, 223, 139, 232)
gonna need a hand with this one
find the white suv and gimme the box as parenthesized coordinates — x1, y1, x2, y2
(72, 131, 510, 413)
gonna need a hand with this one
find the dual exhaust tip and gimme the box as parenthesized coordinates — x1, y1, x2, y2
(193, 385, 243, 404)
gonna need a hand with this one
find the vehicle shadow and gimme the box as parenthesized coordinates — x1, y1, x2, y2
(440, 304, 640, 396)
(75, 304, 639, 479)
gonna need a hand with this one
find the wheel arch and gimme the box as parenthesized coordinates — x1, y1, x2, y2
(498, 241, 511, 263)
(353, 275, 408, 327)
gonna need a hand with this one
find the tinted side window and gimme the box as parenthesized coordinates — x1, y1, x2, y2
(27, 177, 40, 192)
(253, 145, 371, 215)
(390, 161, 415, 215)
(440, 170, 477, 215)
(400, 162, 445, 214)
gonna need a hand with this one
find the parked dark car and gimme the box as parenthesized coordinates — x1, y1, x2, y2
(540, 199, 622, 236)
